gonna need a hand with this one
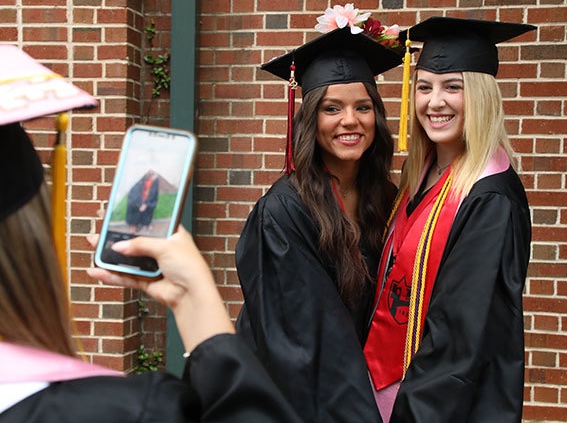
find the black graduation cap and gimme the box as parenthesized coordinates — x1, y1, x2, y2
(262, 27, 403, 95)
(0, 123, 44, 221)
(0, 44, 97, 222)
(400, 17, 536, 76)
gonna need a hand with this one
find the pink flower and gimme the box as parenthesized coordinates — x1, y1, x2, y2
(379, 24, 402, 48)
(384, 24, 400, 38)
(315, 3, 371, 35)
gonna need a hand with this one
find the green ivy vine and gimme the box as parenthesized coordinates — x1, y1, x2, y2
(133, 297, 164, 374)
(135, 344, 164, 374)
(144, 21, 170, 98)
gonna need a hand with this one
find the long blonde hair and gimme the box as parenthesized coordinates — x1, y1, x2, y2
(401, 71, 514, 199)
(0, 183, 76, 356)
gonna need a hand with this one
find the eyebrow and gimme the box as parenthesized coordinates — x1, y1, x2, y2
(320, 96, 373, 104)
(417, 77, 464, 84)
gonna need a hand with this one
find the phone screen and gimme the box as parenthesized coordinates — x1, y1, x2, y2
(95, 125, 196, 277)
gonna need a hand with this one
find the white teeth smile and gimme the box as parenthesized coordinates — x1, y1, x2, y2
(337, 134, 359, 141)
(429, 116, 452, 123)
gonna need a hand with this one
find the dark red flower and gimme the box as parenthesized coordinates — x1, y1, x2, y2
(362, 17, 384, 40)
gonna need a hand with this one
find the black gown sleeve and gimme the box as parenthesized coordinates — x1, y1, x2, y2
(391, 173, 531, 423)
(0, 334, 301, 423)
(235, 182, 381, 423)
(186, 333, 303, 423)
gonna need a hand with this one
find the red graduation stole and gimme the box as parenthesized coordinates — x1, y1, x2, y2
(364, 169, 460, 391)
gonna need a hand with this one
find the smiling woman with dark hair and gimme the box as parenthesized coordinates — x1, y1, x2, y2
(235, 7, 403, 422)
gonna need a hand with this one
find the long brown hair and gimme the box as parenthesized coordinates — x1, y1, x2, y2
(0, 183, 76, 356)
(291, 82, 395, 309)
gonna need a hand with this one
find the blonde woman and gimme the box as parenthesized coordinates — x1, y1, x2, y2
(364, 17, 534, 422)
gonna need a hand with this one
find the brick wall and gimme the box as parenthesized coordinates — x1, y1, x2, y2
(2, 0, 565, 421)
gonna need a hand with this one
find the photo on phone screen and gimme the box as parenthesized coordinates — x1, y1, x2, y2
(95, 125, 196, 278)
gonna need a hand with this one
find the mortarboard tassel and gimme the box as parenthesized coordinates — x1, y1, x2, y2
(285, 62, 297, 175)
(398, 34, 412, 152)
(52, 113, 68, 288)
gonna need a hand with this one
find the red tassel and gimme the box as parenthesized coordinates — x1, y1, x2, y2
(285, 62, 297, 175)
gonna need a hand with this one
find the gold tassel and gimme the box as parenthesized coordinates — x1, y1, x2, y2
(398, 35, 412, 152)
(53, 114, 88, 360)
(52, 112, 68, 288)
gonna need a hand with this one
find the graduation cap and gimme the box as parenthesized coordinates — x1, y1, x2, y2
(396, 17, 536, 151)
(400, 16, 536, 76)
(263, 27, 403, 94)
(261, 27, 403, 174)
(0, 122, 45, 221)
(0, 44, 98, 282)
(0, 44, 98, 125)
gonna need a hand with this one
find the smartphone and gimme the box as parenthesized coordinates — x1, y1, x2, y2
(94, 124, 197, 278)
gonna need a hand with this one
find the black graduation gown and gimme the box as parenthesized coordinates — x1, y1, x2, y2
(391, 167, 531, 423)
(235, 176, 381, 423)
(1, 334, 302, 423)
(126, 176, 159, 227)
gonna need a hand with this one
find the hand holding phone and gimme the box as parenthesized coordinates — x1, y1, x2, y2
(94, 124, 197, 278)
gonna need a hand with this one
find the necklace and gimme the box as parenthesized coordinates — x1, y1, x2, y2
(437, 162, 450, 175)
(339, 185, 354, 198)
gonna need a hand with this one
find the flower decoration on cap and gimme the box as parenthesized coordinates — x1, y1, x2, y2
(315, 3, 371, 34)
(315, 4, 403, 53)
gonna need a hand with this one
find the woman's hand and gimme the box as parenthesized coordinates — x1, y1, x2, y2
(87, 225, 234, 353)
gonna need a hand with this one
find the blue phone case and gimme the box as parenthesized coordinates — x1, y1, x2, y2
(94, 124, 197, 278)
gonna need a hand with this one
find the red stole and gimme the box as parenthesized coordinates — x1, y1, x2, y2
(142, 176, 154, 201)
(364, 169, 460, 390)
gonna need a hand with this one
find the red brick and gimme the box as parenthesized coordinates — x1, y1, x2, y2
(534, 315, 560, 332)
(253, 170, 282, 186)
(531, 351, 557, 367)
(194, 235, 227, 251)
(227, 302, 243, 320)
(24, 27, 68, 42)
(256, 100, 287, 116)
(71, 302, 100, 318)
(215, 49, 262, 65)
(534, 386, 560, 404)
(216, 153, 262, 169)
(218, 285, 245, 302)
(537, 173, 563, 190)
(540, 62, 565, 79)
(257, 0, 303, 11)
(216, 186, 263, 202)
(528, 7, 567, 23)
(217, 119, 262, 135)
(200, 101, 230, 117)
(228, 203, 253, 219)
(72, 167, 102, 183)
(94, 320, 128, 337)
(525, 295, 567, 314)
(200, 0, 230, 13)
(503, 100, 534, 116)
(196, 169, 228, 185)
(92, 355, 128, 372)
(22, 8, 67, 24)
(198, 67, 229, 82)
